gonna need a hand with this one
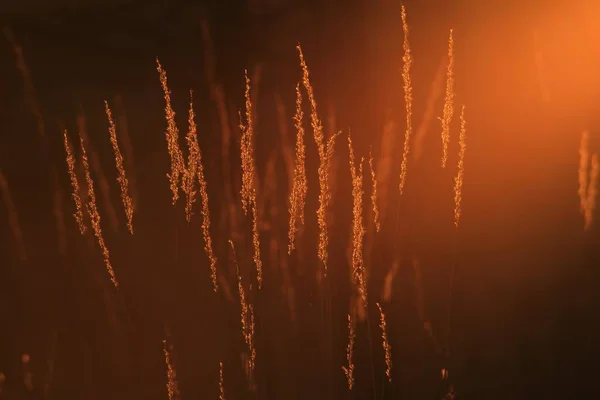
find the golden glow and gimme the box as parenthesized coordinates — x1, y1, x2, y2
(105, 101, 134, 234)
(348, 135, 367, 304)
(113, 95, 138, 210)
(156, 58, 184, 205)
(162, 338, 180, 400)
(288, 82, 308, 254)
(453, 106, 467, 228)
(239, 70, 263, 288)
(183, 91, 199, 223)
(196, 114, 218, 291)
(341, 313, 355, 390)
(440, 29, 455, 169)
(398, 5, 413, 195)
(184, 93, 218, 290)
(62, 129, 87, 234)
(298, 44, 336, 276)
(377, 302, 392, 382)
(219, 361, 226, 400)
(368, 149, 380, 233)
(230, 240, 256, 375)
(239, 71, 255, 216)
(79, 132, 119, 288)
(78, 112, 119, 233)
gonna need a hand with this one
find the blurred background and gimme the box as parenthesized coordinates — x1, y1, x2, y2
(0, 0, 599, 399)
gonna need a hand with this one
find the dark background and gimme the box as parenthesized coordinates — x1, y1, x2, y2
(0, 0, 599, 399)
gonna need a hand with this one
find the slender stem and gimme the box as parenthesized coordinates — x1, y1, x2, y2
(319, 273, 326, 395)
(326, 275, 333, 399)
(446, 228, 459, 366)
